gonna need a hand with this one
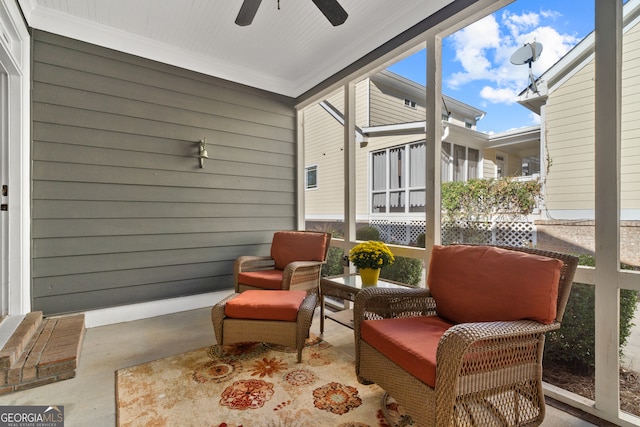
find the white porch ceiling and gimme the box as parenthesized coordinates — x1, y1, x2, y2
(17, 0, 455, 98)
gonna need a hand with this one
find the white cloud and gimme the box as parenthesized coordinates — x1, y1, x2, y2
(503, 10, 540, 36)
(528, 112, 541, 126)
(445, 7, 581, 105)
(447, 15, 502, 89)
(480, 86, 520, 105)
(540, 9, 561, 19)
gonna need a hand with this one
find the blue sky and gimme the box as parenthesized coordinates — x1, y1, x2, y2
(387, 0, 596, 134)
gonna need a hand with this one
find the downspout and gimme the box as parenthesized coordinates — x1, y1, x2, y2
(441, 124, 449, 141)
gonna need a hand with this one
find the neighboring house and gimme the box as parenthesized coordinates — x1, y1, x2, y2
(303, 70, 540, 244)
(517, 0, 640, 265)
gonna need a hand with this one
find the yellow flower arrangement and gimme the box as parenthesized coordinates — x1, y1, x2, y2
(348, 240, 395, 270)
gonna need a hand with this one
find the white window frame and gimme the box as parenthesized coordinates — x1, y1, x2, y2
(370, 141, 426, 214)
(403, 98, 417, 109)
(441, 142, 480, 182)
(0, 0, 30, 316)
(305, 164, 318, 190)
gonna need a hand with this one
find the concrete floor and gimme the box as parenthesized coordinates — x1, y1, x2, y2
(0, 306, 598, 427)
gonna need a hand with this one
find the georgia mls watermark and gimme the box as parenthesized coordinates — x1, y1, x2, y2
(0, 406, 64, 427)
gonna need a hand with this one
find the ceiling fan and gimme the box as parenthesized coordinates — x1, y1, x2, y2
(235, 0, 348, 27)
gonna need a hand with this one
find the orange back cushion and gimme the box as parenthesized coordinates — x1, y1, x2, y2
(427, 245, 563, 325)
(271, 231, 329, 270)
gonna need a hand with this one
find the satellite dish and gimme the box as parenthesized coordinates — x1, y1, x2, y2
(510, 42, 543, 65)
(510, 42, 543, 93)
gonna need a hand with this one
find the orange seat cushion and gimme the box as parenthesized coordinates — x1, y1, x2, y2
(361, 316, 454, 388)
(224, 290, 307, 322)
(271, 231, 329, 270)
(427, 245, 563, 325)
(238, 269, 284, 290)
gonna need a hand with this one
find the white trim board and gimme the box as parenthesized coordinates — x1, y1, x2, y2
(0, 0, 31, 316)
(83, 290, 233, 328)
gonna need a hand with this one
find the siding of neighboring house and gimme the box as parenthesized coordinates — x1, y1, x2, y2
(303, 92, 345, 218)
(357, 80, 370, 127)
(369, 80, 425, 126)
(622, 22, 640, 210)
(31, 31, 296, 315)
(544, 20, 640, 214)
(482, 149, 498, 178)
(445, 113, 473, 129)
(303, 82, 370, 220)
(544, 62, 596, 211)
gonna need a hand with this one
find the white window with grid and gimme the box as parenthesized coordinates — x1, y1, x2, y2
(371, 141, 426, 214)
(305, 165, 318, 190)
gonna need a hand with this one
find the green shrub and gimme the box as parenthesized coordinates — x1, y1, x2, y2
(356, 226, 381, 241)
(441, 178, 542, 222)
(307, 226, 344, 277)
(322, 246, 345, 277)
(543, 254, 639, 374)
(380, 256, 423, 287)
(416, 233, 425, 248)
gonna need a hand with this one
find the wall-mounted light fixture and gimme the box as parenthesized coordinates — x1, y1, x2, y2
(198, 137, 210, 168)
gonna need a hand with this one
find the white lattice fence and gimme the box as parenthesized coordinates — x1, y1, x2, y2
(442, 220, 534, 246)
(409, 220, 427, 243)
(370, 218, 535, 246)
(370, 220, 426, 244)
(442, 220, 492, 245)
(494, 221, 535, 246)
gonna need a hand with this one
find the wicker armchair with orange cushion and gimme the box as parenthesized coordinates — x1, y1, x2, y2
(353, 245, 578, 427)
(234, 231, 331, 295)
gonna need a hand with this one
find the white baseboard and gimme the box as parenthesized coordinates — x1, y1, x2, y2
(83, 290, 234, 328)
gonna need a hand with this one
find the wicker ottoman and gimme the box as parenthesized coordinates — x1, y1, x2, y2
(211, 290, 317, 362)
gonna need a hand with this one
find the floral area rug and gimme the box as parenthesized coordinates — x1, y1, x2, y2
(115, 336, 414, 426)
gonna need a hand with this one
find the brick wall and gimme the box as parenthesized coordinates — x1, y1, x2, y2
(535, 220, 640, 267)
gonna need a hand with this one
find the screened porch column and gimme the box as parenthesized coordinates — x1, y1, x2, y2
(425, 35, 442, 253)
(594, 0, 622, 417)
(344, 82, 357, 258)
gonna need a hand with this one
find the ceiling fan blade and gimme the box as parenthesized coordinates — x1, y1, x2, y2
(312, 0, 348, 26)
(235, 0, 262, 26)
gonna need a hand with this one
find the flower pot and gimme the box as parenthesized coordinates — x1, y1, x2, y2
(359, 268, 380, 286)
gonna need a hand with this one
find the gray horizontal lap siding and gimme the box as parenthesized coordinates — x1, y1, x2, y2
(31, 31, 297, 315)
